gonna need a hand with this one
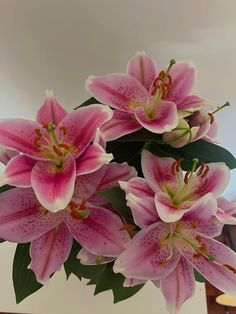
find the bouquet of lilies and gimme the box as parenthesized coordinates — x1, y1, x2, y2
(0, 51, 236, 314)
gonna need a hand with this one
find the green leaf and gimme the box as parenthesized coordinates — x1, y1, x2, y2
(13, 243, 43, 303)
(117, 129, 162, 142)
(64, 240, 106, 282)
(94, 265, 144, 302)
(146, 140, 236, 170)
(113, 284, 144, 303)
(94, 266, 124, 295)
(0, 184, 15, 193)
(74, 97, 100, 110)
(97, 187, 134, 223)
(194, 270, 205, 283)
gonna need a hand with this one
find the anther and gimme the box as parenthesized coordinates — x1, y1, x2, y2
(157, 258, 167, 265)
(59, 143, 71, 150)
(223, 264, 236, 274)
(197, 164, 205, 177)
(53, 145, 63, 157)
(201, 165, 209, 178)
(184, 171, 191, 184)
(33, 137, 41, 147)
(60, 126, 67, 135)
(208, 113, 214, 124)
(35, 128, 42, 137)
(193, 252, 201, 259)
(171, 161, 178, 175)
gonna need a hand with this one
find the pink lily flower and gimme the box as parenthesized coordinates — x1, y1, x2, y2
(121, 150, 229, 223)
(86, 51, 205, 141)
(113, 195, 236, 314)
(0, 162, 135, 283)
(0, 91, 113, 211)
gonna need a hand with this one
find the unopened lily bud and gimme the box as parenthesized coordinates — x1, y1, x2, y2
(163, 119, 199, 148)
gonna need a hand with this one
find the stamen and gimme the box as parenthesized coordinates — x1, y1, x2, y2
(35, 128, 42, 137)
(184, 171, 191, 184)
(53, 145, 63, 157)
(193, 252, 201, 258)
(69, 201, 78, 210)
(223, 264, 236, 274)
(211, 101, 230, 115)
(79, 199, 87, 210)
(197, 164, 205, 177)
(157, 259, 167, 265)
(59, 143, 71, 150)
(208, 113, 214, 124)
(191, 221, 198, 229)
(33, 137, 41, 147)
(60, 126, 67, 135)
(171, 161, 178, 175)
(201, 165, 209, 178)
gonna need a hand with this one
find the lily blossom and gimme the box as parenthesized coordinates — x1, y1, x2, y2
(114, 198, 236, 313)
(0, 162, 135, 283)
(0, 91, 113, 211)
(123, 150, 229, 223)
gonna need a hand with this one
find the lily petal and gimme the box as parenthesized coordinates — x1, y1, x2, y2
(56, 104, 113, 158)
(123, 277, 147, 287)
(31, 155, 76, 212)
(119, 177, 154, 198)
(134, 101, 178, 133)
(0, 119, 46, 156)
(0, 188, 64, 242)
(141, 150, 182, 193)
(36, 93, 68, 127)
(126, 193, 159, 228)
(77, 248, 115, 265)
(126, 51, 157, 91)
(73, 167, 106, 200)
(0, 145, 18, 165)
(166, 62, 196, 104)
(179, 237, 236, 294)
(0, 155, 36, 187)
(76, 143, 113, 176)
(29, 223, 73, 283)
(154, 190, 191, 223)
(86, 74, 148, 112)
(101, 110, 142, 141)
(98, 162, 137, 191)
(161, 258, 195, 314)
(195, 162, 230, 198)
(113, 222, 180, 280)
(65, 206, 130, 257)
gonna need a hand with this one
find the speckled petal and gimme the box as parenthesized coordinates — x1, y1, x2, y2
(161, 258, 195, 314)
(179, 236, 236, 294)
(29, 223, 73, 283)
(0, 188, 64, 242)
(86, 74, 148, 112)
(113, 222, 180, 280)
(65, 206, 130, 257)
